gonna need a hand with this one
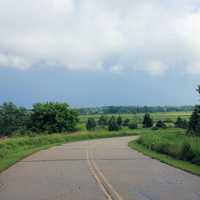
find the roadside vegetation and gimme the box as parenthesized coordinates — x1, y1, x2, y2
(0, 85, 199, 175)
(129, 85, 200, 175)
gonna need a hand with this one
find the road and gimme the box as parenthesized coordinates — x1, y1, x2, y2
(0, 136, 200, 200)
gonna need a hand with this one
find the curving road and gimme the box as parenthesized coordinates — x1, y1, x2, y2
(0, 136, 200, 200)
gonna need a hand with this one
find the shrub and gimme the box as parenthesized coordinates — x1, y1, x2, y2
(0, 102, 29, 136)
(155, 120, 166, 129)
(128, 122, 138, 129)
(175, 117, 188, 129)
(86, 118, 96, 131)
(108, 116, 120, 131)
(98, 115, 108, 127)
(28, 102, 79, 133)
(179, 142, 195, 161)
(142, 113, 153, 128)
(123, 118, 130, 126)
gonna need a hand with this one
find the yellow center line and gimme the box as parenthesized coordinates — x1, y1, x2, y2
(86, 150, 123, 200)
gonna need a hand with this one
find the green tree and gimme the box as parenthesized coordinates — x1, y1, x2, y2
(175, 117, 188, 129)
(86, 118, 96, 130)
(98, 115, 108, 127)
(142, 113, 153, 128)
(0, 102, 29, 136)
(108, 116, 120, 131)
(117, 115, 122, 127)
(188, 85, 200, 135)
(28, 102, 78, 133)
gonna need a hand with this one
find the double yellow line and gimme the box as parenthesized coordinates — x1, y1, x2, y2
(86, 150, 123, 200)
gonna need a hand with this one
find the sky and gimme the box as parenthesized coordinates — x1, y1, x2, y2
(0, 0, 200, 107)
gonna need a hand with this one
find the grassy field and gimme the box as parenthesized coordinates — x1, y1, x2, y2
(0, 129, 136, 173)
(129, 128, 200, 175)
(79, 111, 191, 124)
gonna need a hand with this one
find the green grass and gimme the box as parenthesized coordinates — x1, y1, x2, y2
(128, 128, 200, 176)
(79, 111, 191, 124)
(0, 130, 136, 173)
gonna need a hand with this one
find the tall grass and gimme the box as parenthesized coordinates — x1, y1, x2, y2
(137, 129, 200, 165)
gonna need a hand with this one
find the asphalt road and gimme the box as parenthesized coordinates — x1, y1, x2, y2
(0, 136, 200, 200)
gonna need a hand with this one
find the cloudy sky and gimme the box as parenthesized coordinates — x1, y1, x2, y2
(0, 0, 199, 107)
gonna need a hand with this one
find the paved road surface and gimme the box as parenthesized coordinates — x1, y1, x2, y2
(0, 136, 200, 200)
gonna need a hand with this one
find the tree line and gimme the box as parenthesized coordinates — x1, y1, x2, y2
(0, 102, 79, 137)
(77, 105, 194, 115)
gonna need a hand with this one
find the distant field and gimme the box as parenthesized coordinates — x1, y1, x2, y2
(79, 111, 192, 124)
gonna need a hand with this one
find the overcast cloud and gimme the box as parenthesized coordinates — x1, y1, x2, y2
(0, 0, 200, 75)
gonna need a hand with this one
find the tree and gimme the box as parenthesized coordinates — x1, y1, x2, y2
(155, 120, 166, 129)
(142, 113, 153, 128)
(108, 116, 120, 131)
(0, 102, 29, 136)
(188, 106, 200, 135)
(188, 85, 200, 135)
(175, 117, 188, 129)
(98, 115, 108, 127)
(123, 118, 130, 126)
(28, 102, 79, 133)
(117, 115, 122, 127)
(86, 118, 96, 131)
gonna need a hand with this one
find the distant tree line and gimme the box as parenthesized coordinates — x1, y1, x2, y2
(77, 105, 194, 115)
(0, 102, 79, 137)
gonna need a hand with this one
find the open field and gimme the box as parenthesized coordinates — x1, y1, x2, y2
(79, 111, 192, 123)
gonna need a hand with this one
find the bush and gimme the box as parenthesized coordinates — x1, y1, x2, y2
(128, 122, 138, 129)
(175, 117, 188, 129)
(136, 130, 200, 165)
(86, 118, 96, 131)
(179, 142, 195, 161)
(155, 120, 166, 129)
(123, 118, 130, 126)
(28, 102, 79, 133)
(0, 102, 29, 136)
(108, 116, 120, 131)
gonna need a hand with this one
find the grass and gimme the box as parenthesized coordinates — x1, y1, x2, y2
(0, 129, 136, 173)
(79, 111, 191, 126)
(128, 128, 200, 176)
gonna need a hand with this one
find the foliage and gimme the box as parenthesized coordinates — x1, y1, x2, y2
(188, 106, 200, 135)
(0, 102, 29, 136)
(28, 102, 79, 133)
(175, 117, 188, 129)
(98, 115, 108, 127)
(123, 118, 130, 126)
(142, 113, 153, 128)
(108, 116, 120, 131)
(188, 85, 200, 135)
(155, 120, 166, 129)
(117, 115, 122, 127)
(128, 122, 138, 129)
(77, 106, 194, 115)
(136, 129, 200, 165)
(86, 118, 96, 130)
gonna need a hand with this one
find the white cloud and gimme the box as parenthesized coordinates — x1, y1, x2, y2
(0, 0, 199, 75)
